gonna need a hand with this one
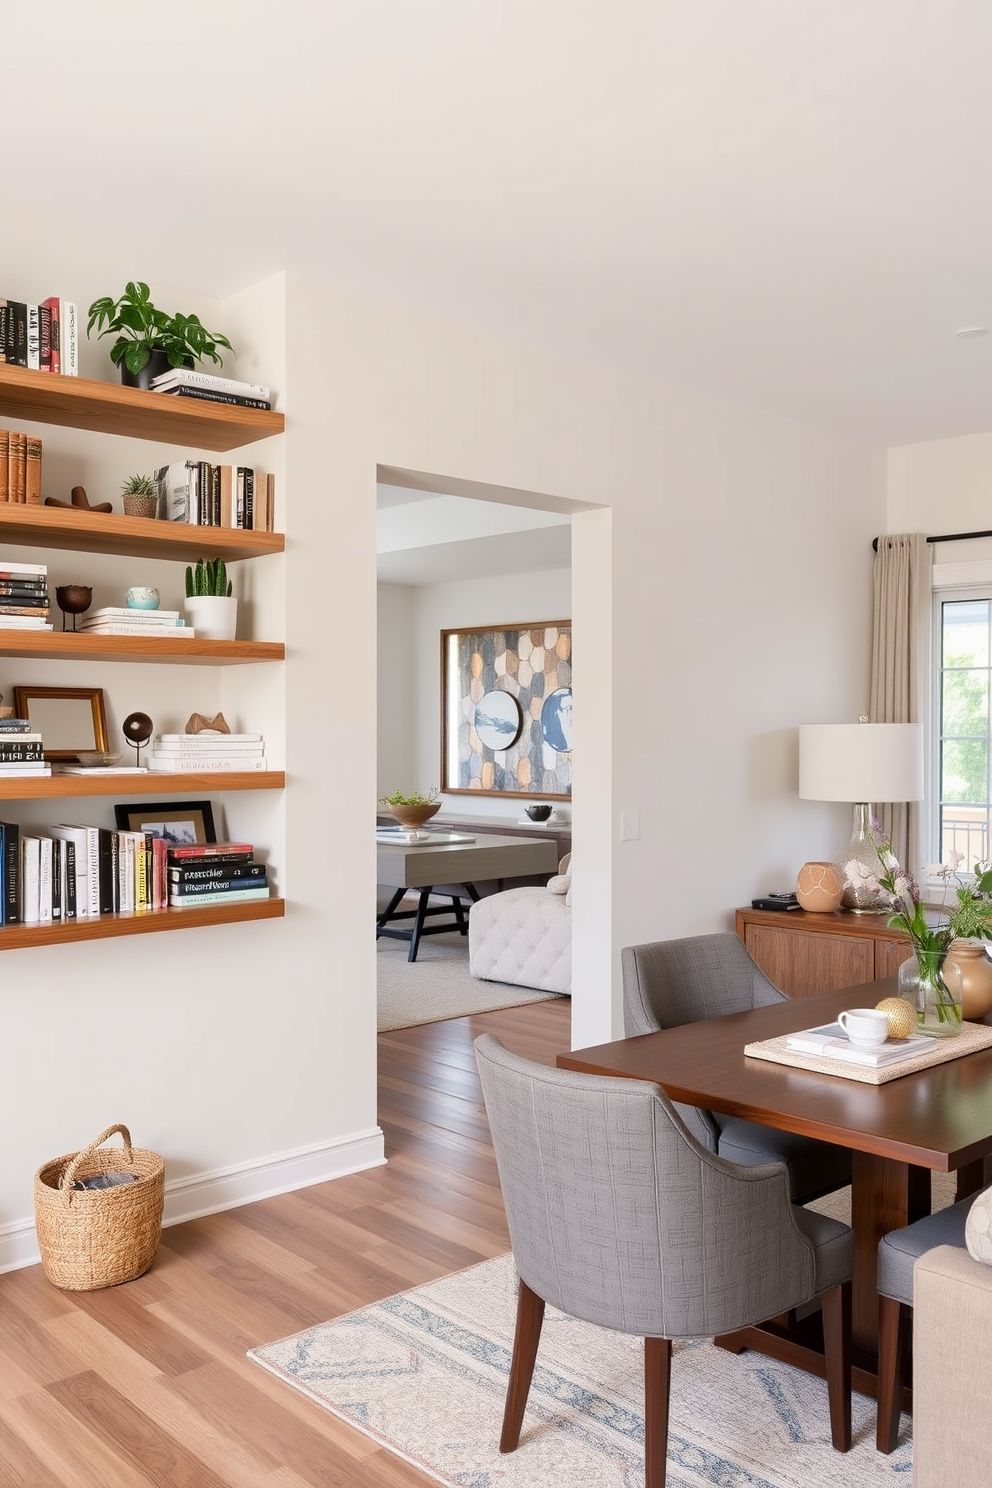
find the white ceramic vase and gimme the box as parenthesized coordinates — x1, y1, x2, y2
(185, 595, 238, 641)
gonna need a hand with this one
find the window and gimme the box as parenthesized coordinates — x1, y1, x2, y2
(936, 591, 992, 867)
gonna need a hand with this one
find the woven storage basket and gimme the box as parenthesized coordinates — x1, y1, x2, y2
(33, 1124, 165, 1290)
(122, 493, 159, 518)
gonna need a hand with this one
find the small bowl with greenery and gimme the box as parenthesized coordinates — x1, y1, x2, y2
(121, 473, 159, 519)
(379, 788, 442, 829)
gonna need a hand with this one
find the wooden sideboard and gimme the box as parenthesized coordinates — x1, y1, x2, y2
(735, 906, 912, 999)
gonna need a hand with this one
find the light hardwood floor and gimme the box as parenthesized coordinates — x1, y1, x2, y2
(0, 998, 570, 1488)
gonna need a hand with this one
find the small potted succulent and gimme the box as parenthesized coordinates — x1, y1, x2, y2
(120, 473, 159, 519)
(86, 281, 234, 389)
(184, 558, 236, 641)
(379, 787, 442, 829)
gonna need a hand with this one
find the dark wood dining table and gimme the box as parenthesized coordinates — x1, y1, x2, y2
(558, 979, 992, 1395)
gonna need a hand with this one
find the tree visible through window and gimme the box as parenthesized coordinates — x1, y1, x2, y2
(939, 596, 992, 866)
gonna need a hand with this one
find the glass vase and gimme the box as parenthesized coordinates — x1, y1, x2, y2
(898, 949, 963, 1038)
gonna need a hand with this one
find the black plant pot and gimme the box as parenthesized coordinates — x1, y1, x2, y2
(120, 349, 193, 390)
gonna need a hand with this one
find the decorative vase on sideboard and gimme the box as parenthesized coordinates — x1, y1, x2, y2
(796, 861, 844, 913)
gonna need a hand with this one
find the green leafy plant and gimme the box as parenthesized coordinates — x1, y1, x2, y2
(185, 558, 232, 598)
(120, 473, 156, 496)
(379, 787, 440, 806)
(86, 281, 234, 376)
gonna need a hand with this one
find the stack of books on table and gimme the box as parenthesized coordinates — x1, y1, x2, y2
(0, 718, 50, 778)
(167, 841, 269, 909)
(149, 369, 271, 410)
(785, 1022, 936, 1068)
(0, 561, 51, 628)
(76, 607, 195, 639)
(146, 732, 267, 772)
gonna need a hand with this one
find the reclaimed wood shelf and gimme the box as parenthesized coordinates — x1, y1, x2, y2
(0, 629, 283, 665)
(0, 504, 283, 563)
(0, 897, 285, 951)
(0, 771, 285, 801)
(0, 363, 284, 451)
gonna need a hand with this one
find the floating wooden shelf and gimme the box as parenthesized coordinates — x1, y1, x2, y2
(0, 771, 285, 800)
(0, 504, 283, 562)
(0, 630, 284, 664)
(0, 363, 284, 451)
(0, 897, 285, 951)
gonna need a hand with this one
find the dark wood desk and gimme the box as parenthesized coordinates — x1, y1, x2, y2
(559, 981, 992, 1391)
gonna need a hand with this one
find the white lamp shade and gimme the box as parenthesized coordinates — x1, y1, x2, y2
(799, 723, 924, 803)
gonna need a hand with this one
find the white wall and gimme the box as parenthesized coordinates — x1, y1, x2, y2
(0, 255, 884, 1264)
(377, 584, 417, 798)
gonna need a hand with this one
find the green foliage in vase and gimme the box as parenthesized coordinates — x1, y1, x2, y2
(379, 787, 440, 806)
(185, 558, 232, 598)
(120, 472, 156, 496)
(86, 281, 234, 376)
(946, 865, 992, 941)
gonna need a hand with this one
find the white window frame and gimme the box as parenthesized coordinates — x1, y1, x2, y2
(929, 558, 992, 881)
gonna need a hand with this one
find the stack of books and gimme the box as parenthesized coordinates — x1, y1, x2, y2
(167, 841, 269, 909)
(149, 368, 271, 410)
(0, 431, 42, 504)
(0, 717, 50, 779)
(77, 607, 195, 639)
(154, 460, 274, 530)
(785, 1021, 936, 1068)
(146, 732, 267, 773)
(0, 561, 51, 629)
(0, 297, 78, 375)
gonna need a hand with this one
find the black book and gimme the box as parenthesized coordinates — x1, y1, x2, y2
(0, 300, 27, 366)
(169, 863, 266, 884)
(166, 848, 253, 867)
(164, 385, 271, 411)
(0, 821, 20, 924)
(170, 873, 269, 897)
(0, 744, 44, 759)
(64, 839, 76, 919)
(97, 827, 117, 914)
(51, 838, 62, 921)
(0, 582, 49, 597)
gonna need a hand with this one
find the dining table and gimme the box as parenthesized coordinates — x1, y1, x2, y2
(558, 979, 992, 1397)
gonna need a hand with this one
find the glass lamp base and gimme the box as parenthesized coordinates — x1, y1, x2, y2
(839, 802, 892, 914)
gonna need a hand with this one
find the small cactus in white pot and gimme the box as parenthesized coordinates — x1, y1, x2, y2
(184, 558, 237, 640)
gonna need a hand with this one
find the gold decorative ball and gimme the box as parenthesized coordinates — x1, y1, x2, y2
(875, 997, 917, 1039)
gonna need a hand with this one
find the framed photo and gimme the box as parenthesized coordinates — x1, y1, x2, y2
(113, 800, 217, 845)
(441, 621, 571, 799)
(12, 685, 108, 762)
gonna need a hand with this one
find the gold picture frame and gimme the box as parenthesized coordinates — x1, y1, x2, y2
(12, 685, 109, 762)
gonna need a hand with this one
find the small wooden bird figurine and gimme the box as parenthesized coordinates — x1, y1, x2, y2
(44, 484, 113, 514)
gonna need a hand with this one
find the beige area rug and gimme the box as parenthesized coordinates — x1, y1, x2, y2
(377, 923, 561, 1032)
(250, 1250, 913, 1488)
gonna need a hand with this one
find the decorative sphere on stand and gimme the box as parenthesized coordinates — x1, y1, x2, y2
(122, 711, 153, 768)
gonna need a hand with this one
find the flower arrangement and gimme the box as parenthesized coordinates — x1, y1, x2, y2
(854, 822, 992, 1030)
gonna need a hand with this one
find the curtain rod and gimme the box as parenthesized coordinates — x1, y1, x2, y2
(872, 529, 992, 553)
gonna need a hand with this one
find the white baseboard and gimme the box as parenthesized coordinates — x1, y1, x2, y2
(0, 1125, 386, 1275)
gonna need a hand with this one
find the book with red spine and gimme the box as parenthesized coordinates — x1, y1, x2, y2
(41, 297, 60, 373)
(166, 842, 253, 861)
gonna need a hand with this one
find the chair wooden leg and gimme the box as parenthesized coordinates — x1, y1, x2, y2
(876, 1295, 907, 1453)
(500, 1277, 545, 1453)
(644, 1336, 672, 1488)
(821, 1280, 852, 1452)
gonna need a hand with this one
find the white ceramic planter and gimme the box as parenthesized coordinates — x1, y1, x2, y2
(185, 595, 238, 641)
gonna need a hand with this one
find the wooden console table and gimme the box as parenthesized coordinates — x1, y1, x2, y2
(735, 905, 912, 999)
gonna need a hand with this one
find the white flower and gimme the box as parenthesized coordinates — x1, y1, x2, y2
(948, 849, 965, 869)
(894, 875, 911, 897)
(881, 851, 900, 871)
(925, 863, 954, 878)
(844, 860, 880, 891)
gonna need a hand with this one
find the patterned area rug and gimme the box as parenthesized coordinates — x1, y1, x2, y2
(249, 1252, 912, 1486)
(377, 926, 560, 1031)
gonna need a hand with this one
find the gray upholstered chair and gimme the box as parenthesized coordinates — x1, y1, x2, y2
(474, 1033, 853, 1488)
(621, 933, 852, 1203)
(875, 1193, 978, 1452)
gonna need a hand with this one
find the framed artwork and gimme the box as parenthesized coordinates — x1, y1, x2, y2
(113, 800, 217, 845)
(12, 684, 108, 762)
(441, 621, 571, 799)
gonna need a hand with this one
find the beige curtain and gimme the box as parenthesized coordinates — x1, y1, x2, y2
(870, 533, 932, 872)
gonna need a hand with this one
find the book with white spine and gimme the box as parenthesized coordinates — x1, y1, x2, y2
(150, 369, 270, 399)
(150, 737, 263, 753)
(83, 607, 181, 622)
(78, 625, 196, 638)
(146, 755, 269, 771)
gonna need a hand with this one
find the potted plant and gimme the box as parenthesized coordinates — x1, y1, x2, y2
(120, 473, 159, 519)
(379, 787, 442, 829)
(184, 558, 237, 641)
(86, 281, 234, 389)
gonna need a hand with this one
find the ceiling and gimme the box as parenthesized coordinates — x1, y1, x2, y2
(376, 485, 571, 585)
(9, 2, 992, 444)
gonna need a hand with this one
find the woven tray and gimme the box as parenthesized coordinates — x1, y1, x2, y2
(744, 1020, 992, 1084)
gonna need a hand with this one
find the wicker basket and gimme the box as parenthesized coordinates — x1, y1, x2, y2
(122, 493, 159, 518)
(33, 1124, 165, 1290)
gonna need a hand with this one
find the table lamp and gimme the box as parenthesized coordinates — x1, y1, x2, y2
(799, 720, 924, 913)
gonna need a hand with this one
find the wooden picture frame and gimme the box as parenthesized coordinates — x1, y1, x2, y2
(113, 800, 217, 845)
(12, 684, 109, 762)
(441, 621, 571, 799)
